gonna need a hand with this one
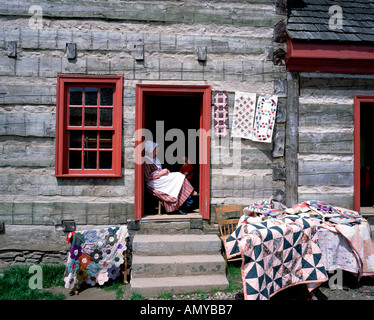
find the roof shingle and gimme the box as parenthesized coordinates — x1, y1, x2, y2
(287, 0, 374, 44)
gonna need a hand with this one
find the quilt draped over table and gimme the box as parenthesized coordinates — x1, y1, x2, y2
(64, 225, 130, 289)
(291, 200, 374, 279)
(225, 215, 328, 300)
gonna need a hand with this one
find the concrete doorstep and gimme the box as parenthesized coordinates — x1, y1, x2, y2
(130, 233, 229, 297)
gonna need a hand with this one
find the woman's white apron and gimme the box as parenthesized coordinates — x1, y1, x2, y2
(145, 156, 185, 198)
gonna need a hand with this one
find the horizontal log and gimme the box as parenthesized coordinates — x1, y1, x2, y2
(299, 103, 353, 128)
(298, 131, 353, 154)
(298, 192, 354, 210)
(0, 1, 279, 27)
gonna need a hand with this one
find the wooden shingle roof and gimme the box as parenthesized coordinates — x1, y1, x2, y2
(286, 0, 374, 43)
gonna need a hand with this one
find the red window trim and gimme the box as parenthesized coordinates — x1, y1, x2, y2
(286, 37, 374, 74)
(134, 84, 211, 220)
(55, 74, 123, 177)
(353, 95, 374, 213)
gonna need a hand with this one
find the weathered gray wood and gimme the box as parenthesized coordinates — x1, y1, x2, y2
(285, 71, 299, 207)
(298, 132, 353, 154)
(7, 41, 17, 58)
(197, 46, 207, 62)
(298, 193, 354, 210)
(299, 172, 353, 186)
(135, 44, 144, 61)
(273, 48, 286, 66)
(299, 103, 353, 128)
(275, 0, 287, 15)
(0, 1, 279, 28)
(299, 161, 353, 174)
(299, 161, 353, 186)
(274, 76, 287, 97)
(66, 43, 76, 60)
(272, 129, 285, 158)
(273, 163, 286, 181)
(275, 98, 286, 123)
(273, 20, 287, 43)
(273, 189, 286, 204)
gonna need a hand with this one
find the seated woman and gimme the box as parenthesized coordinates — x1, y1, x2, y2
(143, 141, 198, 215)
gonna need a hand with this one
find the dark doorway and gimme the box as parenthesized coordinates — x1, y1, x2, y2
(360, 103, 374, 208)
(143, 95, 201, 215)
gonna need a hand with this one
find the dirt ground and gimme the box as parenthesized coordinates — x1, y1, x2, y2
(47, 270, 374, 301)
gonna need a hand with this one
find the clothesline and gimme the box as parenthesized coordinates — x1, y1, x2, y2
(213, 91, 278, 143)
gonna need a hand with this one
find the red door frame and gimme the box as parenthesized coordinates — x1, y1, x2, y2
(354, 95, 374, 212)
(134, 84, 212, 220)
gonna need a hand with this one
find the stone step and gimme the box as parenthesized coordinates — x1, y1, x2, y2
(132, 254, 226, 277)
(138, 219, 204, 235)
(132, 234, 222, 256)
(130, 274, 229, 297)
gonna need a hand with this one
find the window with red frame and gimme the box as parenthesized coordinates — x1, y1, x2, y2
(55, 75, 123, 177)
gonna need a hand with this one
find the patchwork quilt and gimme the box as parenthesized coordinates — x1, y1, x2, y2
(335, 221, 374, 279)
(225, 216, 328, 300)
(251, 95, 277, 143)
(318, 228, 359, 274)
(64, 225, 130, 289)
(231, 92, 257, 140)
(213, 91, 229, 138)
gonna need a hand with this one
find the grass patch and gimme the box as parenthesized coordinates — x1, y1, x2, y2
(130, 292, 147, 300)
(103, 280, 127, 300)
(0, 264, 66, 300)
(158, 291, 173, 299)
(225, 262, 242, 293)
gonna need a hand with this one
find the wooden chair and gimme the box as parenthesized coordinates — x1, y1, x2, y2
(158, 200, 162, 215)
(214, 205, 243, 265)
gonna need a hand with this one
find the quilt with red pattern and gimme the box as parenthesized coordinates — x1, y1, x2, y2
(225, 215, 328, 300)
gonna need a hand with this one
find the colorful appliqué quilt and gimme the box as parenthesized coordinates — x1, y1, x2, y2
(64, 225, 130, 289)
(225, 216, 328, 300)
(231, 92, 256, 140)
(318, 228, 359, 274)
(245, 199, 272, 214)
(252, 95, 277, 143)
(213, 91, 229, 138)
(335, 221, 374, 279)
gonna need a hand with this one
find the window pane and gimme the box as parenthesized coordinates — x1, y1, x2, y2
(99, 131, 112, 149)
(100, 88, 113, 106)
(84, 131, 97, 149)
(69, 151, 81, 169)
(69, 108, 82, 126)
(100, 108, 112, 126)
(85, 88, 98, 106)
(84, 108, 97, 126)
(99, 151, 112, 169)
(69, 87, 83, 106)
(84, 151, 97, 169)
(69, 131, 82, 148)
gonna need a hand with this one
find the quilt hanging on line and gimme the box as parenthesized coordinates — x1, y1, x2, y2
(225, 215, 328, 300)
(231, 92, 257, 140)
(63, 225, 130, 289)
(251, 95, 278, 143)
(213, 91, 229, 138)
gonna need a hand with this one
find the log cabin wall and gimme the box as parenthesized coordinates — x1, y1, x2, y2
(297, 73, 374, 210)
(0, 0, 288, 264)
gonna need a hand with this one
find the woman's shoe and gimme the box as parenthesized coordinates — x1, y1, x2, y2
(178, 209, 187, 215)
